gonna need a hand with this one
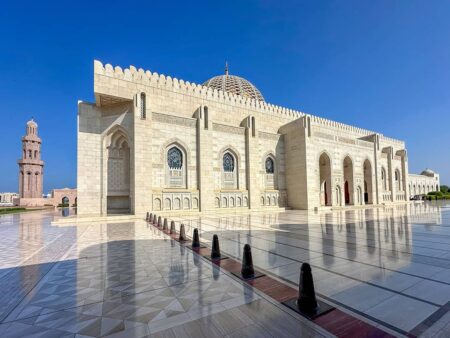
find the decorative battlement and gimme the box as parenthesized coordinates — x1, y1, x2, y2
(309, 115, 376, 136)
(94, 60, 305, 120)
(94, 60, 405, 145)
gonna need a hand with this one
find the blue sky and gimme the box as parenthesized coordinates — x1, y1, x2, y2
(0, 0, 449, 192)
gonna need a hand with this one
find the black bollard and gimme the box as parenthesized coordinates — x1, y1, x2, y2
(149, 212, 153, 221)
(192, 228, 200, 248)
(170, 221, 176, 234)
(281, 262, 333, 319)
(179, 224, 187, 241)
(146, 212, 149, 221)
(296, 263, 318, 313)
(211, 234, 221, 259)
(163, 218, 168, 231)
(153, 214, 157, 225)
(157, 216, 162, 227)
(241, 244, 255, 279)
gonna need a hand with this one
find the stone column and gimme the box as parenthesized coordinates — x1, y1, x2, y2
(244, 115, 260, 209)
(133, 91, 153, 216)
(386, 146, 395, 202)
(373, 135, 380, 205)
(280, 117, 310, 209)
(397, 149, 408, 201)
(197, 105, 214, 212)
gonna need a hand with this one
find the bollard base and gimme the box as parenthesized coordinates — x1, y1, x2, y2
(231, 271, 265, 281)
(282, 297, 334, 320)
(192, 245, 207, 250)
(204, 255, 229, 262)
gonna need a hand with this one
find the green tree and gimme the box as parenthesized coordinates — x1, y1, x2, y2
(441, 185, 450, 193)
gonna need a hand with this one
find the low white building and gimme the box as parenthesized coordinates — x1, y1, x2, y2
(0, 192, 19, 206)
(408, 169, 440, 198)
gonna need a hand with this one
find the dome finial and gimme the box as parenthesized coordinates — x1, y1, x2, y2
(225, 61, 229, 76)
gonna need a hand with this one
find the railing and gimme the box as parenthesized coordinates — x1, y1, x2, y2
(382, 192, 392, 202)
(396, 193, 405, 201)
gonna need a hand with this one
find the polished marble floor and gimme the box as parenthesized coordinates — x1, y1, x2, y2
(174, 201, 450, 337)
(0, 209, 328, 338)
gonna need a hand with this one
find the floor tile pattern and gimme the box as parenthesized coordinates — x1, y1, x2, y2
(0, 209, 326, 338)
(173, 201, 450, 336)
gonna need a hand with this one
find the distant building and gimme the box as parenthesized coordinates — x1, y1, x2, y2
(408, 169, 440, 198)
(14, 119, 77, 207)
(51, 188, 77, 206)
(0, 192, 19, 206)
(18, 119, 44, 199)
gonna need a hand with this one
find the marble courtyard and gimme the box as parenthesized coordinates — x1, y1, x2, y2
(0, 202, 449, 337)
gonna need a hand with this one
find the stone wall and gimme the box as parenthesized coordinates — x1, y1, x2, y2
(77, 60, 424, 216)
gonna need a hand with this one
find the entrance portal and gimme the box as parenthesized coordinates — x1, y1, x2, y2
(345, 181, 350, 205)
(343, 156, 354, 205)
(106, 128, 131, 214)
(319, 153, 332, 206)
(363, 159, 373, 204)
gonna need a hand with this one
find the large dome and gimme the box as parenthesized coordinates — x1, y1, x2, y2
(203, 64, 264, 101)
(421, 168, 435, 176)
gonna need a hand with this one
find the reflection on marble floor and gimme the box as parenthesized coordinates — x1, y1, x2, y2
(174, 201, 450, 336)
(0, 209, 326, 338)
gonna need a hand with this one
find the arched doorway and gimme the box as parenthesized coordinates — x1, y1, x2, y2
(106, 128, 130, 214)
(319, 153, 332, 206)
(343, 156, 354, 205)
(62, 196, 69, 205)
(363, 159, 373, 204)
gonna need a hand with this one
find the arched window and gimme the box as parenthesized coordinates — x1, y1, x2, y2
(27, 172, 32, 194)
(167, 147, 183, 169)
(28, 150, 32, 158)
(34, 150, 38, 159)
(265, 157, 274, 174)
(223, 153, 235, 172)
(140, 93, 146, 119)
(35, 172, 39, 192)
(265, 156, 276, 189)
(381, 167, 387, 191)
(166, 145, 186, 188)
(395, 170, 401, 190)
(222, 151, 238, 189)
(204, 106, 209, 129)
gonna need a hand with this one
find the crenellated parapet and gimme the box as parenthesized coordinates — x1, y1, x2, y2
(309, 114, 376, 136)
(94, 60, 405, 145)
(94, 60, 305, 120)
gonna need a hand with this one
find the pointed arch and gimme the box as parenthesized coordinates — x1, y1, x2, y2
(105, 125, 130, 214)
(395, 169, 402, 191)
(381, 166, 387, 191)
(343, 155, 354, 205)
(319, 151, 332, 206)
(363, 159, 373, 204)
(220, 146, 240, 189)
(263, 152, 277, 189)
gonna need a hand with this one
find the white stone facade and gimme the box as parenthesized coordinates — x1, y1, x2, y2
(0, 192, 19, 206)
(77, 60, 439, 216)
(408, 169, 440, 198)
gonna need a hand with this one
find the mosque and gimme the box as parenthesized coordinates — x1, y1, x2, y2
(77, 60, 439, 216)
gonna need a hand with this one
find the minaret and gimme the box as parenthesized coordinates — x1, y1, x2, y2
(18, 119, 44, 198)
